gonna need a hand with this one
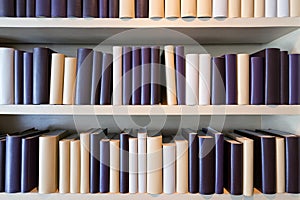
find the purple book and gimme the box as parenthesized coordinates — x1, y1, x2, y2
(23, 52, 33, 104)
(0, 0, 15, 17)
(225, 54, 237, 105)
(187, 130, 198, 193)
(123, 47, 132, 105)
(109, 0, 119, 18)
(141, 47, 151, 105)
(280, 51, 289, 104)
(211, 57, 226, 105)
(150, 46, 161, 105)
(136, 0, 148, 18)
(26, 0, 35, 17)
(175, 46, 185, 105)
(0, 138, 5, 192)
(99, 139, 110, 193)
(99, 0, 108, 18)
(100, 53, 113, 105)
(120, 131, 130, 193)
(132, 47, 141, 105)
(67, 0, 82, 17)
(36, 0, 51, 17)
(91, 51, 102, 105)
(16, 0, 26, 17)
(289, 54, 300, 105)
(15, 50, 24, 105)
(51, 0, 67, 17)
(83, 0, 98, 17)
(250, 57, 264, 105)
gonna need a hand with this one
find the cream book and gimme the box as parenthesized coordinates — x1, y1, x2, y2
(199, 54, 211, 105)
(265, 0, 277, 17)
(110, 139, 120, 193)
(290, 0, 300, 17)
(165, 45, 177, 105)
(0, 47, 14, 105)
(119, 0, 135, 18)
(181, 0, 197, 17)
(138, 129, 147, 193)
(70, 139, 80, 193)
(50, 53, 65, 105)
(241, 0, 254, 17)
(275, 137, 285, 193)
(228, 0, 241, 17)
(149, 0, 164, 18)
(254, 0, 264, 17)
(186, 54, 199, 105)
(175, 140, 188, 193)
(129, 138, 138, 193)
(237, 54, 250, 105)
(165, 0, 180, 18)
(113, 46, 123, 105)
(163, 143, 176, 194)
(63, 57, 77, 105)
(197, 0, 212, 17)
(59, 139, 70, 193)
(80, 131, 90, 193)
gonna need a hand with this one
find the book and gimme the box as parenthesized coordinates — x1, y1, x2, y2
(163, 143, 176, 194)
(250, 57, 264, 105)
(277, 0, 289, 17)
(280, 51, 289, 105)
(75, 48, 93, 105)
(197, 0, 212, 17)
(110, 139, 120, 193)
(186, 54, 199, 105)
(90, 51, 102, 105)
(136, 0, 148, 18)
(36, 0, 50, 17)
(165, 0, 180, 18)
(290, 0, 300, 17)
(0, 138, 5, 192)
(199, 54, 211, 105)
(49, 53, 65, 105)
(26, 0, 35, 17)
(289, 54, 300, 105)
(83, 0, 98, 17)
(265, 0, 277, 17)
(211, 57, 225, 105)
(275, 137, 285, 193)
(237, 54, 250, 105)
(228, 0, 241, 17)
(225, 54, 237, 105)
(141, 47, 151, 105)
(132, 47, 141, 105)
(51, 0, 67, 17)
(150, 46, 161, 105)
(175, 46, 185, 105)
(0, 48, 14, 105)
(23, 52, 33, 104)
(33, 47, 52, 105)
(241, 0, 254, 17)
(99, 0, 108, 17)
(165, 45, 177, 105)
(129, 138, 138, 193)
(14, 50, 24, 105)
(113, 46, 123, 105)
(137, 129, 147, 193)
(109, 0, 119, 18)
(149, 0, 164, 18)
(212, 0, 228, 17)
(181, 0, 196, 17)
(120, 0, 135, 18)
(70, 139, 80, 193)
(16, 0, 25, 17)
(100, 139, 110, 193)
(123, 47, 132, 105)
(0, 0, 15, 17)
(80, 131, 91, 193)
(67, 0, 82, 17)
(254, 0, 264, 17)
(100, 53, 113, 105)
(175, 139, 188, 193)
(63, 57, 77, 105)
(59, 136, 72, 193)
(120, 131, 130, 193)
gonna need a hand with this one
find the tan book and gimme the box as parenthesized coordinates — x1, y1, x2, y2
(70, 139, 80, 193)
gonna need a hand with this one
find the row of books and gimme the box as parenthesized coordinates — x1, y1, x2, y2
(0, 0, 299, 18)
(0, 46, 299, 105)
(0, 127, 299, 195)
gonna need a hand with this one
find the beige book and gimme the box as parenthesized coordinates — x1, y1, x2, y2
(119, 0, 135, 18)
(70, 140, 80, 193)
(59, 140, 70, 193)
(290, 0, 300, 17)
(165, 0, 180, 18)
(197, 0, 212, 17)
(254, 0, 264, 17)
(80, 132, 90, 193)
(276, 137, 285, 193)
(110, 140, 120, 193)
(228, 0, 241, 17)
(129, 138, 138, 193)
(163, 143, 176, 194)
(241, 0, 254, 17)
(149, 0, 164, 18)
(164, 46, 177, 105)
(113, 46, 123, 105)
(237, 54, 250, 105)
(181, 0, 197, 17)
(63, 57, 77, 105)
(50, 53, 65, 105)
(175, 140, 188, 193)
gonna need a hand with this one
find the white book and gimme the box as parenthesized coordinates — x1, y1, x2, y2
(0, 47, 14, 105)
(70, 140, 80, 193)
(265, 0, 277, 17)
(63, 57, 77, 105)
(80, 132, 90, 193)
(276, 137, 285, 193)
(254, 0, 265, 17)
(147, 135, 162, 194)
(149, 0, 164, 18)
(290, 0, 300, 17)
(175, 140, 188, 193)
(164, 46, 177, 105)
(165, 0, 180, 18)
(50, 53, 65, 105)
(113, 46, 123, 105)
(199, 54, 211, 105)
(59, 140, 70, 194)
(197, 0, 212, 17)
(277, 0, 289, 17)
(163, 143, 176, 194)
(186, 54, 199, 105)
(110, 140, 120, 193)
(241, 0, 254, 17)
(228, 0, 241, 17)
(213, 0, 228, 17)
(138, 129, 147, 193)
(181, 0, 197, 17)
(129, 138, 138, 193)
(237, 54, 249, 105)
(119, 0, 135, 18)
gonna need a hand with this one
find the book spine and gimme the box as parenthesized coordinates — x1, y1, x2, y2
(26, 0, 35, 17)
(165, 45, 177, 105)
(83, 0, 98, 17)
(265, 0, 277, 17)
(276, 137, 285, 193)
(109, 140, 120, 193)
(290, 0, 300, 17)
(186, 54, 199, 105)
(150, 46, 161, 105)
(67, 0, 82, 17)
(225, 54, 237, 105)
(211, 57, 226, 105)
(80, 133, 90, 193)
(120, 133, 129, 193)
(165, 0, 180, 18)
(136, 0, 148, 17)
(23, 52, 33, 104)
(212, 0, 228, 17)
(163, 144, 176, 194)
(109, 0, 119, 18)
(0, 48, 14, 105)
(243, 139, 254, 196)
(280, 51, 289, 104)
(113, 46, 123, 105)
(132, 47, 142, 105)
(237, 54, 250, 105)
(286, 137, 300, 193)
(129, 138, 138, 193)
(36, 0, 51, 17)
(277, 0, 289, 17)
(254, 0, 264, 17)
(175, 140, 188, 193)
(199, 54, 211, 105)
(14, 50, 24, 104)
(123, 47, 132, 105)
(147, 135, 162, 194)
(149, 0, 164, 18)
(51, 0, 67, 17)
(197, 0, 212, 17)
(100, 53, 113, 105)
(16, 0, 26, 17)
(141, 47, 151, 105)
(181, 0, 196, 17)
(241, 0, 254, 17)
(99, 0, 108, 17)
(175, 46, 185, 105)
(90, 134, 100, 193)
(59, 141, 70, 193)
(75, 48, 93, 105)
(50, 53, 65, 105)
(63, 57, 77, 105)
(188, 133, 199, 193)
(70, 140, 80, 193)
(0, 140, 5, 192)
(215, 134, 224, 194)
(100, 139, 110, 193)
(90, 51, 102, 105)
(119, 0, 135, 18)
(289, 54, 300, 105)
(0, 0, 15, 17)
(33, 47, 51, 105)
(138, 132, 147, 193)
(228, 0, 241, 17)
(250, 57, 264, 105)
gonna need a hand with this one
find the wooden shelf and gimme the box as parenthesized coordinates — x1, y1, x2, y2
(0, 18, 299, 44)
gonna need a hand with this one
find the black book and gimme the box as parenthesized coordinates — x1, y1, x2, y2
(211, 57, 226, 105)
(67, 0, 82, 17)
(26, 0, 35, 17)
(0, 137, 5, 192)
(0, 0, 15, 17)
(109, 0, 119, 18)
(23, 52, 33, 104)
(16, 0, 26, 17)
(51, 0, 67, 17)
(120, 130, 130, 193)
(135, 0, 148, 18)
(36, 0, 51, 17)
(91, 51, 102, 105)
(99, 139, 110, 193)
(280, 51, 289, 104)
(83, 0, 98, 17)
(100, 53, 113, 105)
(141, 47, 151, 105)
(15, 50, 24, 105)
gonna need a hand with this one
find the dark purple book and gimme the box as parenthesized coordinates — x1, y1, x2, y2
(100, 53, 113, 105)
(0, 0, 15, 17)
(83, 0, 98, 17)
(250, 57, 265, 105)
(141, 47, 151, 105)
(289, 54, 300, 105)
(175, 46, 185, 105)
(26, 0, 35, 17)
(187, 130, 199, 193)
(109, 0, 118, 18)
(99, 0, 108, 18)
(150, 46, 161, 105)
(280, 51, 289, 104)
(0, 138, 5, 192)
(15, 50, 24, 105)
(51, 0, 67, 17)
(212, 57, 226, 105)
(36, 0, 51, 17)
(67, 0, 82, 17)
(123, 47, 132, 105)
(99, 139, 110, 193)
(91, 51, 102, 105)
(16, 0, 26, 17)
(225, 54, 237, 105)
(23, 52, 33, 104)
(135, 0, 148, 18)
(120, 131, 130, 193)
(132, 47, 141, 105)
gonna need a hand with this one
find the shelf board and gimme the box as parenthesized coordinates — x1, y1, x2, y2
(0, 105, 300, 115)
(0, 18, 299, 44)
